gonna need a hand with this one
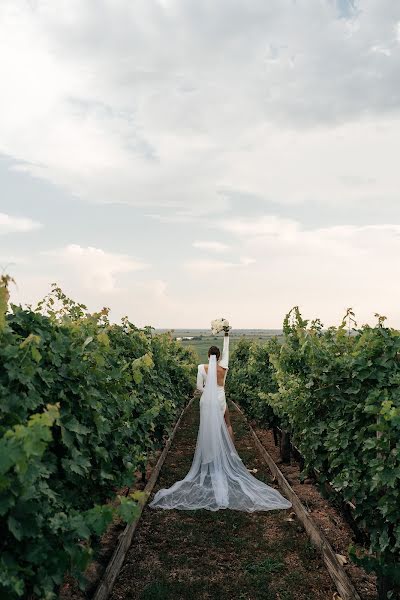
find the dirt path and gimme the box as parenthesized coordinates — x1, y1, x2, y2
(109, 400, 336, 600)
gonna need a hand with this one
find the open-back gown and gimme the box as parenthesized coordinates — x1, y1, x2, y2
(149, 335, 292, 512)
(196, 334, 230, 413)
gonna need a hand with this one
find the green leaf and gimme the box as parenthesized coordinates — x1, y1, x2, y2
(62, 416, 90, 435)
(31, 346, 42, 363)
(117, 496, 140, 524)
(132, 370, 142, 384)
(83, 336, 93, 348)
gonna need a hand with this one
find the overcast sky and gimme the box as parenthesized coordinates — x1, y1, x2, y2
(1, 0, 400, 328)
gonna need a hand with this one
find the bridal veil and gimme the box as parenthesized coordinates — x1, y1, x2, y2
(149, 354, 292, 512)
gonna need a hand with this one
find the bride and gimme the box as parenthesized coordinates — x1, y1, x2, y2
(149, 326, 292, 512)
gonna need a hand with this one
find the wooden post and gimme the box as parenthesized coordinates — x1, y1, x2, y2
(377, 572, 390, 600)
(92, 397, 194, 600)
(375, 417, 395, 598)
(231, 401, 362, 600)
(272, 426, 279, 447)
(280, 429, 291, 463)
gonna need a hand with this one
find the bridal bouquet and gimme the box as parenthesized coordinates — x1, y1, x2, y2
(211, 318, 230, 335)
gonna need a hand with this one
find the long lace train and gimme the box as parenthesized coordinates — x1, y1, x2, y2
(149, 355, 292, 512)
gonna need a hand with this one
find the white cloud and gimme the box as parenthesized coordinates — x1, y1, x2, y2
(217, 118, 400, 208)
(0, 212, 42, 234)
(6, 219, 400, 328)
(193, 241, 229, 252)
(1, 1, 400, 212)
(370, 44, 391, 56)
(218, 216, 299, 238)
(43, 244, 148, 293)
(124, 279, 181, 325)
(184, 257, 255, 271)
(186, 217, 400, 327)
(2, 1, 400, 328)
(146, 212, 196, 224)
(7, 270, 184, 327)
(217, 216, 400, 259)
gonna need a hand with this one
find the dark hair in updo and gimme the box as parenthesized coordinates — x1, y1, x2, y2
(208, 345, 221, 360)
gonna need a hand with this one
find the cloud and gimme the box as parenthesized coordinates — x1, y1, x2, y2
(0, 212, 42, 234)
(2, 2, 400, 328)
(6, 218, 400, 328)
(193, 240, 230, 252)
(218, 216, 299, 238)
(8, 269, 183, 327)
(177, 217, 400, 327)
(43, 244, 148, 293)
(216, 215, 400, 259)
(370, 44, 392, 56)
(1, 0, 400, 213)
(146, 212, 196, 224)
(184, 257, 255, 271)
(217, 117, 400, 208)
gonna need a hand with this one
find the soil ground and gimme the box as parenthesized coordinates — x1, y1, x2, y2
(108, 400, 337, 600)
(251, 420, 377, 600)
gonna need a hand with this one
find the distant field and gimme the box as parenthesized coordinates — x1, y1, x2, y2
(156, 329, 284, 363)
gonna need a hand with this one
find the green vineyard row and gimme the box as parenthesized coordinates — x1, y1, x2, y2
(226, 307, 400, 599)
(0, 278, 196, 599)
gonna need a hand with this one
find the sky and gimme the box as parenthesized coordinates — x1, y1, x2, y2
(1, 0, 400, 328)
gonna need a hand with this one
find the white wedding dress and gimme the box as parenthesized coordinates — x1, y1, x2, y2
(149, 336, 292, 512)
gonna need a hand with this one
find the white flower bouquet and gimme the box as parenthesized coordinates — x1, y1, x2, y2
(211, 318, 230, 335)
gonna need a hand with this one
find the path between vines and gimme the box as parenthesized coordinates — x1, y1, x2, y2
(109, 400, 336, 600)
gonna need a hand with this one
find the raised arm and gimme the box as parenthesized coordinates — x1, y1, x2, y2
(219, 332, 229, 369)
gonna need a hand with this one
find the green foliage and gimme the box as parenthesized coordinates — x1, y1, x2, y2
(229, 307, 400, 595)
(226, 337, 280, 427)
(0, 282, 196, 599)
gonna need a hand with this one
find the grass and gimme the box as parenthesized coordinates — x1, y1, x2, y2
(244, 557, 286, 576)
